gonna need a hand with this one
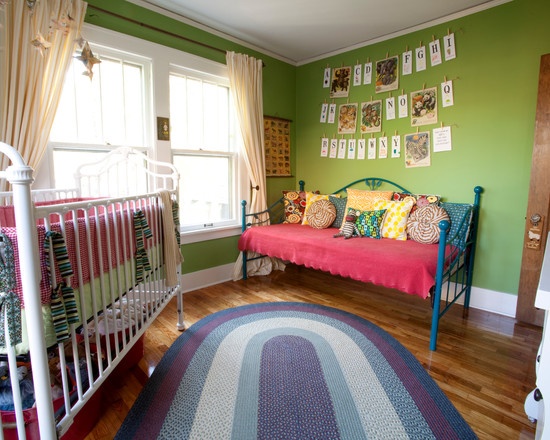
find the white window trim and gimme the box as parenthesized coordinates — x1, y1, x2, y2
(42, 23, 249, 243)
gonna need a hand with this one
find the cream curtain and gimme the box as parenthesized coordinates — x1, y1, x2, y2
(0, 0, 87, 189)
(226, 51, 284, 280)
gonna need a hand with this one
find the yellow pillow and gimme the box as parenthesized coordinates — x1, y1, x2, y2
(302, 192, 339, 225)
(341, 189, 393, 229)
(374, 199, 415, 240)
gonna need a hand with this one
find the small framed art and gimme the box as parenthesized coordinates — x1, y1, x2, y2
(264, 115, 291, 176)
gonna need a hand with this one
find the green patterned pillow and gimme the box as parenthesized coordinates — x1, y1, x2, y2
(355, 209, 387, 239)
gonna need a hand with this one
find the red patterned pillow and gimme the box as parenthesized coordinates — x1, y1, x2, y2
(283, 190, 307, 224)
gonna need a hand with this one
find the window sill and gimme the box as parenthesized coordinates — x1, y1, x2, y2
(180, 225, 242, 244)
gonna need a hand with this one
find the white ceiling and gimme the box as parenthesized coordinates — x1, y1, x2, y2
(132, 0, 508, 65)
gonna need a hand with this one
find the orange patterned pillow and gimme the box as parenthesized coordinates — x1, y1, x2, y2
(341, 189, 393, 229)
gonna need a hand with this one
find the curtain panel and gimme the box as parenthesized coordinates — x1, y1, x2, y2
(0, 0, 87, 189)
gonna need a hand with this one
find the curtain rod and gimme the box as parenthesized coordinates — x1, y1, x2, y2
(87, 4, 227, 57)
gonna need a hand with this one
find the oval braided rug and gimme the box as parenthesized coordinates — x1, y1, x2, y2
(116, 302, 477, 440)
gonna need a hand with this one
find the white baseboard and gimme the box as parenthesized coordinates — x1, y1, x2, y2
(182, 265, 518, 318)
(181, 263, 235, 293)
(451, 284, 517, 317)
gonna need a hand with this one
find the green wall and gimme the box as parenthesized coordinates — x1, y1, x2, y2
(296, 0, 550, 296)
(86, 0, 549, 296)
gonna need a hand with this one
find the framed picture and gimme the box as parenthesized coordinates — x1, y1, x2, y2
(404, 131, 431, 168)
(375, 56, 399, 93)
(410, 87, 438, 126)
(264, 115, 291, 176)
(329, 66, 351, 98)
(360, 100, 382, 133)
(338, 103, 358, 134)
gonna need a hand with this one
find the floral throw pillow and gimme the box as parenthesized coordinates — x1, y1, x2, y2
(283, 190, 306, 224)
(393, 192, 440, 214)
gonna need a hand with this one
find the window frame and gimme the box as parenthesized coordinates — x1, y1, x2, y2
(39, 23, 248, 243)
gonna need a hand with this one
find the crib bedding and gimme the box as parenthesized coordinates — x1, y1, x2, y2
(0, 196, 167, 355)
(1, 198, 161, 308)
(238, 223, 450, 299)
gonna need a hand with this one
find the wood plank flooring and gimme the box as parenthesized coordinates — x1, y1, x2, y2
(84, 265, 542, 440)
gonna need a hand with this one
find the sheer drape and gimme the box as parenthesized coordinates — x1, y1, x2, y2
(0, 0, 87, 189)
(226, 51, 284, 280)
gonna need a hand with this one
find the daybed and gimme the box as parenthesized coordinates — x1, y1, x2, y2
(238, 178, 483, 351)
(0, 144, 183, 439)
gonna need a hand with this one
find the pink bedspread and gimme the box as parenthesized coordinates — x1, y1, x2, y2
(238, 224, 442, 299)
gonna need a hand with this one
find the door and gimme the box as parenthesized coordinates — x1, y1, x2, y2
(516, 53, 550, 326)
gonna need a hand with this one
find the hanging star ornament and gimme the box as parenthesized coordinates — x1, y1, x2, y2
(50, 16, 71, 36)
(31, 32, 52, 57)
(76, 41, 101, 80)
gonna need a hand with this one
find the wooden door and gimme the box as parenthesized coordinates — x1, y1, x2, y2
(516, 54, 550, 326)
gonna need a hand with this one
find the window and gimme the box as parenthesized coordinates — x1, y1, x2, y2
(44, 24, 246, 241)
(48, 44, 151, 190)
(169, 68, 240, 232)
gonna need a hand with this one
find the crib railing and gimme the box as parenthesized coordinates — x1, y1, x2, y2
(0, 142, 183, 439)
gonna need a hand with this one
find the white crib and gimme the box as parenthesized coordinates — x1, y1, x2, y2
(0, 143, 183, 439)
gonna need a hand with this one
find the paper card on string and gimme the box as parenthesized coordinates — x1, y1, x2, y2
(363, 62, 373, 84)
(354, 64, 362, 86)
(330, 66, 351, 98)
(320, 103, 328, 122)
(433, 126, 452, 152)
(357, 139, 366, 159)
(323, 67, 331, 88)
(328, 103, 336, 123)
(329, 139, 338, 158)
(386, 97, 396, 120)
(405, 132, 431, 168)
(398, 94, 408, 118)
(321, 137, 329, 157)
(441, 80, 454, 107)
(379, 136, 388, 159)
(429, 39, 442, 66)
(402, 50, 413, 75)
(416, 46, 426, 71)
(368, 138, 376, 159)
(392, 135, 401, 158)
(337, 139, 347, 158)
(443, 33, 456, 61)
(348, 139, 356, 159)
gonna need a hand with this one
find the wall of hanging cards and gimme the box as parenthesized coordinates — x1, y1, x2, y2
(319, 31, 457, 168)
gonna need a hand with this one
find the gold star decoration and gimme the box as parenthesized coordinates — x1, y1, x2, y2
(74, 35, 86, 48)
(50, 16, 71, 35)
(31, 32, 52, 57)
(76, 41, 101, 79)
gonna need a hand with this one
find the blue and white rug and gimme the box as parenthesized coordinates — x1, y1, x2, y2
(116, 302, 477, 439)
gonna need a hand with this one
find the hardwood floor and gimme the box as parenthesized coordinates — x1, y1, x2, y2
(84, 265, 542, 440)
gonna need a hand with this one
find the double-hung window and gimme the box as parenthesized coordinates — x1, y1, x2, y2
(169, 67, 241, 233)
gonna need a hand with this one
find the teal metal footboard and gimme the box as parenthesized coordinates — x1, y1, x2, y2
(430, 186, 484, 350)
(240, 178, 483, 351)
